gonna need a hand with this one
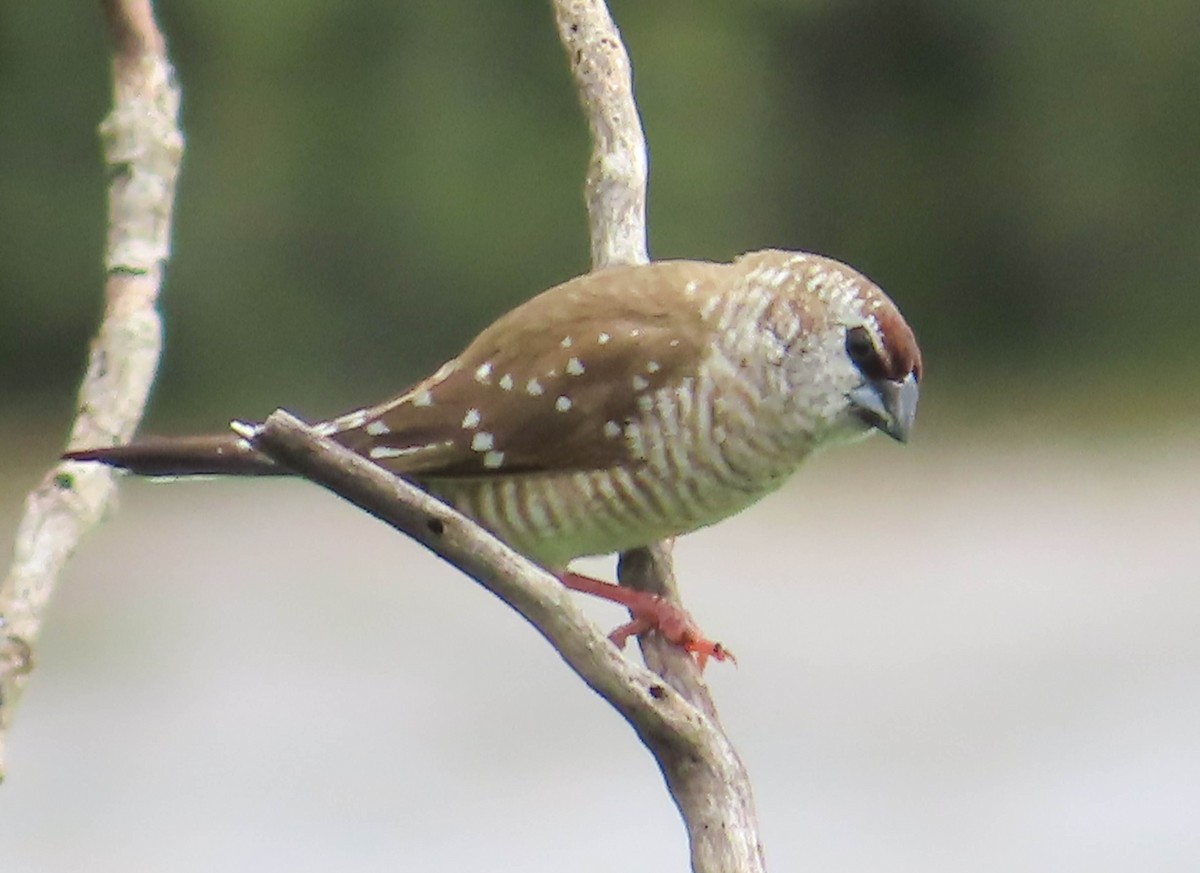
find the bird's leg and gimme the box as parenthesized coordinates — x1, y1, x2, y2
(558, 571, 734, 669)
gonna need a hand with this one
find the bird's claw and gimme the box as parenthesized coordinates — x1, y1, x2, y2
(607, 596, 735, 671)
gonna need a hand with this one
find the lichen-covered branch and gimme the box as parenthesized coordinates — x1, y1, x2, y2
(0, 0, 181, 780)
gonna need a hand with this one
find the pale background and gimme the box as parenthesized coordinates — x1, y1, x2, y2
(2, 426, 1198, 872)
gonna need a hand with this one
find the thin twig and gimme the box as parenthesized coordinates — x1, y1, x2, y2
(0, 0, 181, 779)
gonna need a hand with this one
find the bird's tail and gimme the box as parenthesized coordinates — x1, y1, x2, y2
(63, 432, 284, 478)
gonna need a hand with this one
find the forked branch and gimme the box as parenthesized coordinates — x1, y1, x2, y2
(255, 3, 765, 869)
(252, 410, 766, 873)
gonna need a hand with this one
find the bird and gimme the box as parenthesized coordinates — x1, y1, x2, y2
(65, 249, 921, 667)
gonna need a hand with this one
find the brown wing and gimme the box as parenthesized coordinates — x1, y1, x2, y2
(329, 261, 725, 478)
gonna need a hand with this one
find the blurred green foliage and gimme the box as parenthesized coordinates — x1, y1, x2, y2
(2, 0, 1197, 428)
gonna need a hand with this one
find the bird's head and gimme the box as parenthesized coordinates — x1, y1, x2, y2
(736, 251, 922, 448)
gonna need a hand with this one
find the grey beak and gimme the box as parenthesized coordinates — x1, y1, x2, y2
(848, 372, 919, 443)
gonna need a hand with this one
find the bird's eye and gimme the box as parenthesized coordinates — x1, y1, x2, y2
(845, 326, 879, 372)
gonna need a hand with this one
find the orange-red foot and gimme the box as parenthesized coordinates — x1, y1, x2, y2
(558, 571, 735, 671)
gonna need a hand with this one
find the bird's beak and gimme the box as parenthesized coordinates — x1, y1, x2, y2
(848, 372, 919, 443)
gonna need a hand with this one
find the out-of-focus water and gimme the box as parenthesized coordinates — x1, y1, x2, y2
(1, 433, 1197, 872)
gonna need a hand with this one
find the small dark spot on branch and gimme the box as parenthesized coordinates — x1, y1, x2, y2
(648, 683, 666, 700)
(105, 161, 133, 182)
(426, 517, 445, 536)
(1, 634, 35, 679)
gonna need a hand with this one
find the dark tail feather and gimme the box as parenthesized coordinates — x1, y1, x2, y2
(63, 433, 285, 478)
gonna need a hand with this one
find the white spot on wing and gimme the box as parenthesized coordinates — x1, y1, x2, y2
(474, 362, 493, 383)
(462, 409, 482, 429)
(365, 420, 390, 436)
(369, 446, 407, 459)
(555, 395, 572, 412)
(499, 374, 514, 391)
(597, 332, 611, 345)
(637, 395, 654, 412)
(332, 410, 368, 431)
(645, 361, 661, 373)
(632, 375, 649, 391)
(566, 357, 585, 376)
(413, 389, 433, 407)
(603, 421, 622, 439)
(526, 378, 544, 396)
(483, 450, 505, 469)
(471, 431, 494, 452)
(368, 441, 451, 461)
(560, 336, 573, 348)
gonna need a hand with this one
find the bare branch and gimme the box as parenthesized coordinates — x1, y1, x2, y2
(252, 411, 765, 873)
(551, 0, 648, 269)
(0, 0, 181, 779)
(551, 0, 701, 698)
(549, 3, 766, 868)
(555, 4, 765, 869)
